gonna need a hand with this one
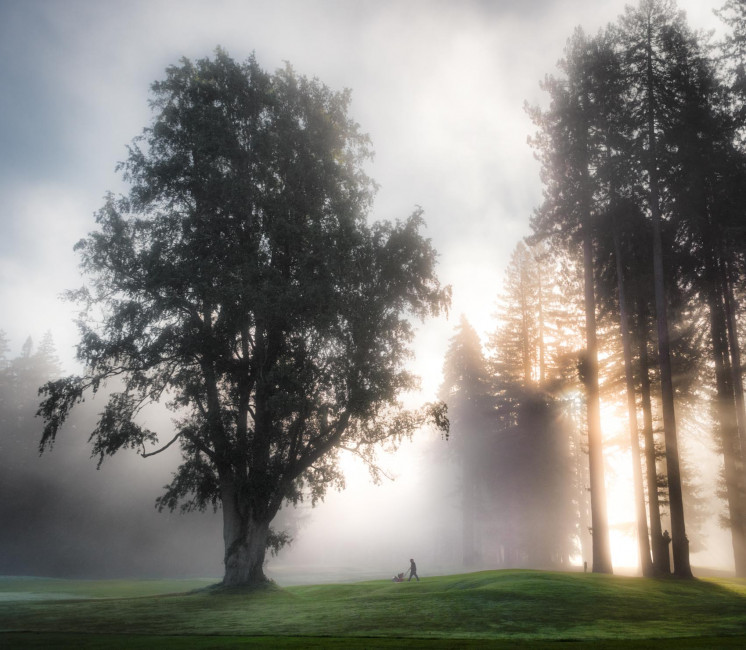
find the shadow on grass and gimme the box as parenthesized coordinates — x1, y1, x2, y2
(3, 632, 746, 649)
(187, 580, 281, 596)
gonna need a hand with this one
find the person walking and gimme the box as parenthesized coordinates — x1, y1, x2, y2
(408, 558, 419, 582)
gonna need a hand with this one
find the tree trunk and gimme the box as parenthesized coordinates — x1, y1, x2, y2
(645, 22, 692, 578)
(573, 400, 594, 569)
(649, 242, 691, 576)
(538, 261, 546, 386)
(520, 264, 532, 385)
(462, 454, 477, 567)
(722, 260, 746, 458)
(221, 482, 270, 586)
(649, 209, 691, 577)
(612, 211, 655, 577)
(705, 269, 746, 577)
(582, 216, 613, 574)
(636, 312, 668, 573)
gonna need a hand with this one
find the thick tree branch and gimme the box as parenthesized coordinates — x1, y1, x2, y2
(140, 431, 182, 458)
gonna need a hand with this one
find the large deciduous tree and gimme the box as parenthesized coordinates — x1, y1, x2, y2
(37, 50, 450, 587)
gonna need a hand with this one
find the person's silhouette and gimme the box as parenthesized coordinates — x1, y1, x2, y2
(408, 558, 419, 582)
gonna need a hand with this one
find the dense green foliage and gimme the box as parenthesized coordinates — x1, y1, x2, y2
(36, 50, 449, 586)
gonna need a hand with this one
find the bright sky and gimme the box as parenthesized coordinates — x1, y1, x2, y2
(0, 0, 729, 574)
(0, 0, 723, 374)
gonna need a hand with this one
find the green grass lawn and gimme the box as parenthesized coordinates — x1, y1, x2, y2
(1, 570, 746, 648)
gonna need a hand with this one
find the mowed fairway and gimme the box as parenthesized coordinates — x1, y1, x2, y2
(1, 570, 746, 648)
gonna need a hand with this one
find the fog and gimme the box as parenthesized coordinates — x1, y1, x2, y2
(0, 0, 737, 583)
(1, 343, 734, 582)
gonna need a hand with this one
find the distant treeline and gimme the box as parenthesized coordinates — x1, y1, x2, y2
(0, 331, 224, 578)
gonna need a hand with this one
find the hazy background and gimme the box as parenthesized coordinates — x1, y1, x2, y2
(0, 0, 729, 582)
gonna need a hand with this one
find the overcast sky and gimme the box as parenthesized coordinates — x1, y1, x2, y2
(0, 0, 724, 392)
(0, 0, 731, 576)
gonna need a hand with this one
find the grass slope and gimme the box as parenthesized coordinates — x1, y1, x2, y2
(1, 570, 746, 648)
(0, 576, 215, 600)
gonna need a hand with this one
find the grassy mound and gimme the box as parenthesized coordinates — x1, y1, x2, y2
(1, 570, 746, 647)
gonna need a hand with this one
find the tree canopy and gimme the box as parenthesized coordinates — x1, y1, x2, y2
(38, 50, 450, 586)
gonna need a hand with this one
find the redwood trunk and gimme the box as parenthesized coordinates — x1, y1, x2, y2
(612, 211, 654, 576)
(520, 264, 532, 384)
(645, 21, 692, 578)
(538, 262, 546, 385)
(636, 318, 668, 573)
(462, 454, 477, 567)
(582, 218, 613, 574)
(706, 271, 746, 577)
(722, 261, 746, 458)
(649, 208, 691, 577)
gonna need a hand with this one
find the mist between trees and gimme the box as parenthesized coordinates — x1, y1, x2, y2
(433, 0, 746, 577)
(512, 0, 746, 578)
(3, 0, 746, 584)
(0, 332, 224, 578)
